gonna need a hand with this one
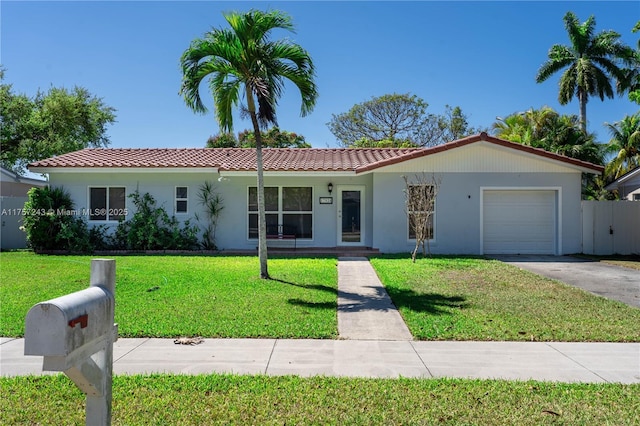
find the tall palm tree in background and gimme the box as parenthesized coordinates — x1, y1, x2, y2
(180, 9, 317, 278)
(617, 21, 640, 104)
(536, 11, 631, 133)
(605, 112, 640, 179)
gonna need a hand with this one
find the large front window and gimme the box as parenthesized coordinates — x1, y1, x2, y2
(248, 186, 312, 239)
(89, 187, 126, 221)
(407, 184, 435, 240)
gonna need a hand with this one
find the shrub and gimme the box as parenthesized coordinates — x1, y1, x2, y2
(112, 191, 199, 250)
(22, 186, 104, 252)
(195, 181, 224, 250)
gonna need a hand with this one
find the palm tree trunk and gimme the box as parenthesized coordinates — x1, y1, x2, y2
(578, 91, 588, 134)
(246, 90, 269, 279)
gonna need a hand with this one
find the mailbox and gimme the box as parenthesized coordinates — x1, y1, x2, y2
(25, 285, 116, 371)
(24, 259, 116, 426)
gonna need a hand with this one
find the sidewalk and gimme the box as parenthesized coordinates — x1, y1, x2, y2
(1, 257, 639, 383)
(2, 337, 639, 383)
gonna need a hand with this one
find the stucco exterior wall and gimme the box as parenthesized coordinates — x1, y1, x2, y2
(47, 171, 374, 251)
(371, 171, 583, 254)
(618, 173, 640, 201)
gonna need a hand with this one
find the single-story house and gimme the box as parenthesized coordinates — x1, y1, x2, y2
(604, 167, 640, 201)
(1, 166, 48, 249)
(28, 132, 603, 255)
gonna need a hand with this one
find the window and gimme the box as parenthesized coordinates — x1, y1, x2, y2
(633, 193, 640, 201)
(175, 187, 188, 213)
(407, 184, 435, 240)
(248, 186, 313, 239)
(89, 187, 126, 221)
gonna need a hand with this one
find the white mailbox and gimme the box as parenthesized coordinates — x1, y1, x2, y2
(24, 259, 117, 426)
(25, 285, 116, 370)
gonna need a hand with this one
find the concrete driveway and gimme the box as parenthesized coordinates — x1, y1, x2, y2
(493, 255, 640, 309)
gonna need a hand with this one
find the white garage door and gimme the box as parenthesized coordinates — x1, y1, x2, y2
(483, 190, 556, 254)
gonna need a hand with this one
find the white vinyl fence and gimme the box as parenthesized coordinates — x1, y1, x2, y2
(0, 196, 29, 250)
(582, 201, 640, 255)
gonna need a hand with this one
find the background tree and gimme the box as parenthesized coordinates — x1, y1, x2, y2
(180, 9, 317, 278)
(403, 173, 440, 262)
(238, 127, 310, 148)
(493, 106, 603, 164)
(493, 106, 605, 199)
(205, 132, 238, 148)
(327, 93, 466, 147)
(536, 11, 631, 133)
(206, 127, 310, 148)
(439, 105, 486, 142)
(0, 69, 116, 174)
(617, 21, 640, 104)
(605, 112, 640, 179)
(328, 94, 478, 148)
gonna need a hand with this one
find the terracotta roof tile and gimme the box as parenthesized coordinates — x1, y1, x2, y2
(27, 133, 604, 174)
(28, 147, 422, 172)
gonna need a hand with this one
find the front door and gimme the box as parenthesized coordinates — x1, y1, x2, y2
(337, 186, 364, 245)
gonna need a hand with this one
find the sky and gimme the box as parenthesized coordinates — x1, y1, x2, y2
(2, 1, 639, 150)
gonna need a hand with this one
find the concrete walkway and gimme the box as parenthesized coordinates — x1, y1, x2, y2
(337, 257, 412, 340)
(1, 257, 639, 383)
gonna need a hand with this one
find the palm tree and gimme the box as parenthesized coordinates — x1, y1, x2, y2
(536, 11, 630, 133)
(180, 10, 317, 278)
(617, 21, 640, 104)
(494, 107, 602, 163)
(605, 112, 640, 179)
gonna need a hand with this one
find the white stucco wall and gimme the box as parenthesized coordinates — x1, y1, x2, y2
(47, 171, 374, 251)
(371, 171, 584, 255)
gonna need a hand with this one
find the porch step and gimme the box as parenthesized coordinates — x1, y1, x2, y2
(266, 247, 381, 257)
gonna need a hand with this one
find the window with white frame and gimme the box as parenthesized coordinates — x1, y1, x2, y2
(89, 187, 126, 221)
(175, 186, 188, 213)
(248, 186, 313, 239)
(407, 184, 435, 240)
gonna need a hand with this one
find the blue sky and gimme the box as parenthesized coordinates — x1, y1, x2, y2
(2, 1, 638, 149)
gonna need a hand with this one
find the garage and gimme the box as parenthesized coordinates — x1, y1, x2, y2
(482, 190, 557, 254)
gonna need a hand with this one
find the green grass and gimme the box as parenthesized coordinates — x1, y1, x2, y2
(370, 256, 640, 342)
(574, 254, 640, 271)
(1, 374, 638, 425)
(3, 252, 639, 341)
(0, 252, 338, 338)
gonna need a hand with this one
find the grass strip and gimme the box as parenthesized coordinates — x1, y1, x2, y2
(1, 374, 638, 425)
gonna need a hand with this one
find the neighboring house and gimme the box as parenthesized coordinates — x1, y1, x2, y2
(0, 166, 48, 250)
(28, 133, 603, 255)
(604, 167, 640, 201)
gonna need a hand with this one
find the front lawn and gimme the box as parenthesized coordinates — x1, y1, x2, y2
(370, 256, 640, 342)
(2, 253, 639, 341)
(1, 375, 638, 425)
(0, 252, 338, 338)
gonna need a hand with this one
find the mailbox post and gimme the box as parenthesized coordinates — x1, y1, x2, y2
(25, 259, 117, 426)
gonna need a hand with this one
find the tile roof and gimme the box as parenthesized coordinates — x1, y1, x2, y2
(28, 147, 422, 172)
(28, 133, 604, 174)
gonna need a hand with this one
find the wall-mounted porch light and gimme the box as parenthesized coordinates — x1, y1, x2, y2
(328, 182, 333, 194)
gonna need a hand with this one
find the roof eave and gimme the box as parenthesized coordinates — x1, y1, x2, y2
(28, 166, 220, 174)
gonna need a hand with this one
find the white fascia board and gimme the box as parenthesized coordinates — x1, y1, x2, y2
(607, 168, 640, 189)
(28, 167, 219, 174)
